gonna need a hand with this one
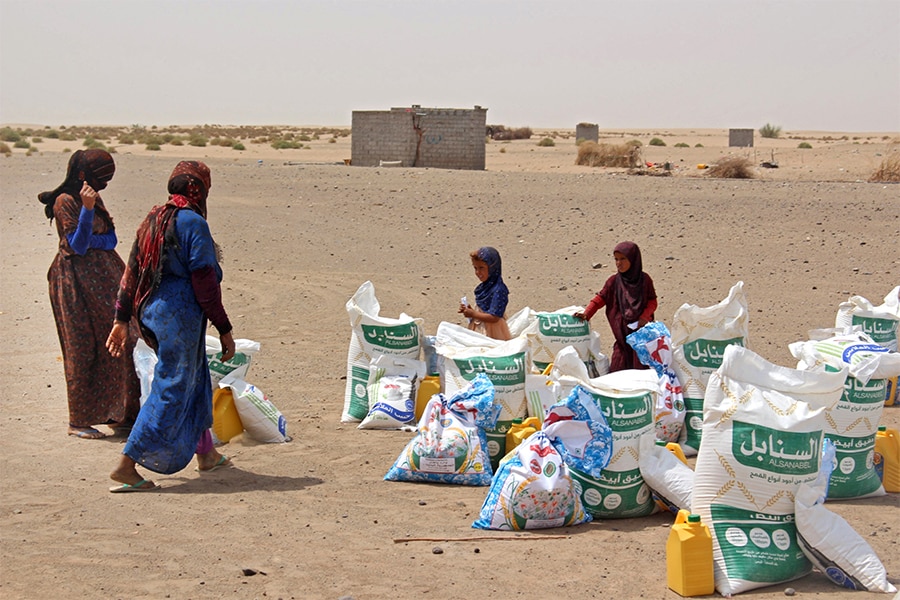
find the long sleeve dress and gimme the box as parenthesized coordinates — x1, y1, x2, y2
(48, 193, 141, 428)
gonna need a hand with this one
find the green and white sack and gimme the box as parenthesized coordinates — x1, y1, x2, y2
(789, 331, 900, 499)
(691, 345, 846, 596)
(220, 372, 288, 443)
(523, 306, 606, 375)
(671, 281, 749, 455)
(567, 369, 660, 519)
(342, 281, 423, 422)
(835, 286, 900, 352)
(436, 321, 530, 469)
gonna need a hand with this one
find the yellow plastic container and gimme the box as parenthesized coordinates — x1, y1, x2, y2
(415, 374, 441, 421)
(505, 417, 542, 453)
(655, 439, 690, 466)
(212, 387, 243, 443)
(874, 426, 900, 493)
(667, 509, 715, 597)
(666, 442, 689, 466)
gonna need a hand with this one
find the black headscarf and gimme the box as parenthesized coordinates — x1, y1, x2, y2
(38, 149, 116, 221)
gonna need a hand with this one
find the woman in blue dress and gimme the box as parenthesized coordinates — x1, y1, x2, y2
(105, 161, 235, 492)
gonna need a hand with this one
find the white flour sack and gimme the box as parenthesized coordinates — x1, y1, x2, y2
(358, 355, 426, 430)
(206, 336, 260, 387)
(342, 281, 423, 422)
(523, 306, 605, 376)
(835, 286, 900, 352)
(567, 369, 660, 519)
(671, 281, 749, 456)
(219, 372, 288, 443)
(638, 434, 694, 515)
(795, 440, 897, 594)
(524, 345, 610, 420)
(691, 345, 847, 596)
(435, 321, 530, 470)
(790, 331, 900, 499)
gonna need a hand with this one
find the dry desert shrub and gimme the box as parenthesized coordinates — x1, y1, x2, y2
(868, 154, 900, 182)
(576, 142, 642, 168)
(707, 156, 755, 179)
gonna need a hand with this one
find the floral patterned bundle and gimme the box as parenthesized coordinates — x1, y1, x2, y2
(472, 386, 613, 530)
(384, 373, 500, 486)
(626, 321, 686, 442)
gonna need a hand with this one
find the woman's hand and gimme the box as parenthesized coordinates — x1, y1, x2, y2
(106, 321, 129, 358)
(80, 181, 98, 210)
(573, 311, 586, 321)
(458, 303, 467, 315)
(220, 331, 236, 362)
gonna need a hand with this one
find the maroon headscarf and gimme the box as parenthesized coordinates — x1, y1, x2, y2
(117, 161, 211, 329)
(612, 241, 646, 322)
(38, 149, 116, 221)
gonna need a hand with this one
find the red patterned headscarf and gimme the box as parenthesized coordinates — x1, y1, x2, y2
(116, 161, 212, 331)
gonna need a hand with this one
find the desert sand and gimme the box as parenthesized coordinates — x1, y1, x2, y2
(1, 128, 898, 600)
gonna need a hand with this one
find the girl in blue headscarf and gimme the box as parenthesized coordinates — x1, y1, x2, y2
(458, 246, 512, 340)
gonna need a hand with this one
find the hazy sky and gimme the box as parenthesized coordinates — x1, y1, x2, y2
(2, 0, 898, 131)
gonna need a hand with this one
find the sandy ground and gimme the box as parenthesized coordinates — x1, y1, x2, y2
(1, 128, 898, 600)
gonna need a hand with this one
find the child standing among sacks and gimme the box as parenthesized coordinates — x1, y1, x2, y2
(574, 241, 657, 371)
(459, 246, 512, 341)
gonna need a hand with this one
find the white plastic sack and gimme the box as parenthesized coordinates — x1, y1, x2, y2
(523, 306, 605, 375)
(219, 372, 287, 443)
(835, 286, 900, 352)
(132, 338, 158, 407)
(638, 433, 694, 515)
(795, 440, 897, 593)
(436, 321, 530, 468)
(790, 331, 899, 499)
(691, 345, 846, 596)
(358, 355, 426, 430)
(566, 369, 661, 519)
(342, 281, 423, 422)
(206, 335, 260, 386)
(671, 281, 749, 455)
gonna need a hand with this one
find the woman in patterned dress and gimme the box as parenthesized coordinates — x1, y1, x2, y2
(38, 149, 141, 439)
(105, 161, 234, 492)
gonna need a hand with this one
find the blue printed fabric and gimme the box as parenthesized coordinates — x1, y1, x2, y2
(472, 385, 613, 530)
(543, 386, 614, 479)
(124, 211, 220, 474)
(626, 321, 673, 377)
(385, 374, 499, 485)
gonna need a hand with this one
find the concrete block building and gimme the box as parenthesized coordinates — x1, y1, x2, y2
(729, 128, 754, 148)
(351, 105, 487, 170)
(576, 122, 599, 144)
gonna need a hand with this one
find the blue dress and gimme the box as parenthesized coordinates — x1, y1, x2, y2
(124, 210, 222, 474)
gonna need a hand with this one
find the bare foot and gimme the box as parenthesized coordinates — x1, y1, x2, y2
(68, 426, 107, 439)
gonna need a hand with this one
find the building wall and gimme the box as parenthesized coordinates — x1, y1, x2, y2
(729, 128, 754, 147)
(351, 106, 487, 169)
(575, 123, 599, 144)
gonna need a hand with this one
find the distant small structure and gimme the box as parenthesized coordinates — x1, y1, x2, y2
(350, 105, 487, 170)
(576, 122, 599, 144)
(729, 128, 754, 148)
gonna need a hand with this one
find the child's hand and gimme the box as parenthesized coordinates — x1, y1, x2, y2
(573, 311, 586, 321)
(80, 181, 98, 210)
(458, 303, 469, 316)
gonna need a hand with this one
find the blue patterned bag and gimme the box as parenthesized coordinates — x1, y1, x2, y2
(473, 386, 613, 530)
(385, 373, 500, 485)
